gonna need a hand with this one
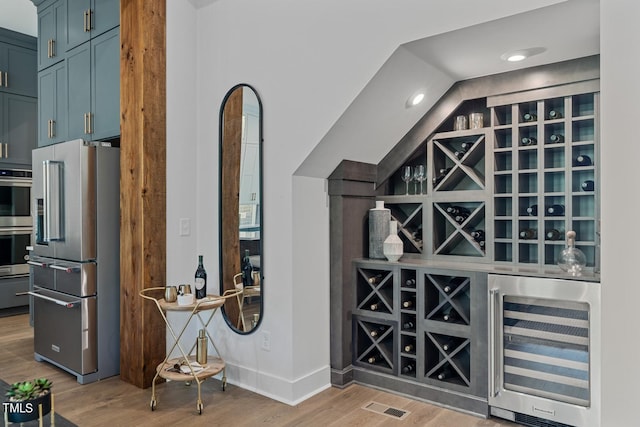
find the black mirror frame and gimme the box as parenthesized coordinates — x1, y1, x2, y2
(218, 83, 264, 335)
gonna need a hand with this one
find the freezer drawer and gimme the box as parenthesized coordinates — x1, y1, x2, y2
(29, 256, 96, 297)
(32, 287, 97, 375)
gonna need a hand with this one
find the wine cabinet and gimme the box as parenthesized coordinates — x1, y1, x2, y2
(378, 86, 599, 271)
(352, 261, 488, 410)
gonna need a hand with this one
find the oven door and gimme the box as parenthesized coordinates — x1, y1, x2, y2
(0, 227, 31, 276)
(31, 286, 97, 375)
(488, 274, 601, 427)
(0, 174, 31, 228)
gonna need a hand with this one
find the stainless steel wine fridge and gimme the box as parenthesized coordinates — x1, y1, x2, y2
(488, 274, 601, 427)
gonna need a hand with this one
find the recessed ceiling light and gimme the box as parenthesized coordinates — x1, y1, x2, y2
(406, 91, 426, 108)
(501, 47, 547, 63)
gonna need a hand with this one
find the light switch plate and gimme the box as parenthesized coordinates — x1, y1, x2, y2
(179, 218, 191, 236)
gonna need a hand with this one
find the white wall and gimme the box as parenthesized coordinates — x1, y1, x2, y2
(600, 2, 640, 426)
(167, 2, 638, 422)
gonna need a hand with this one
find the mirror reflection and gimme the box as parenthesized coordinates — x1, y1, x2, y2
(219, 84, 263, 334)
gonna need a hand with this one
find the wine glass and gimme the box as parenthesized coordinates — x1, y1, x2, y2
(401, 166, 413, 195)
(414, 165, 426, 194)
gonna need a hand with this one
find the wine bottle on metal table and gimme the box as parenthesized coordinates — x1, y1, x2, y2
(194, 255, 207, 299)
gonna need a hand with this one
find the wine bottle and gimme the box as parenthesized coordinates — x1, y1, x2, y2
(526, 204, 538, 216)
(370, 301, 381, 311)
(404, 343, 415, 353)
(549, 134, 564, 143)
(479, 240, 486, 249)
(442, 340, 453, 352)
(443, 310, 458, 322)
(575, 155, 593, 166)
(519, 228, 537, 240)
(196, 329, 208, 365)
(454, 213, 469, 224)
(367, 354, 382, 364)
(443, 285, 452, 294)
(546, 229, 561, 241)
(470, 230, 485, 241)
(521, 136, 537, 146)
(241, 250, 253, 288)
(194, 255, 207, 299)
(370, 325, 387, 338)
(402, 299, 414, 309)
(454, 150, 466, 160)
(461, 141, 474, 151)
(523, 112, 537, 122)
(581, 180, 595, 191)
(402, 320, 415, 330)
(437, 367, 452, 381)
(548, 109, 562, 119)
(439, 167, 452, 176)
(446, 205, 470, 216)
(367, 274, 383, 284)
(405, 278, 416, 287)
(402, 363, 415, 374)
(547, 204, 565, 216)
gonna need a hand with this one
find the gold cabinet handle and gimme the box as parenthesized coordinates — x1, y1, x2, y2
(84, 113, 88, 134)
(51, 120, 55, 138)
(51, 39, 55, 58)
(88, 113, 93, 134)
(4, 143, 8, 159)
(88, 9, 93, 31)
(0, 71, 3, 88)
(47, 39, 52, 58)
(3, 71, 7, 88)
(47, 119, 56, 139)
(84, 9, 93, 32)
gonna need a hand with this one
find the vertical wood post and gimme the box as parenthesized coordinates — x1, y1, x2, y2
(119, 0, 166, 388)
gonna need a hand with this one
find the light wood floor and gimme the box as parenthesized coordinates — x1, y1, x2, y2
(0, 313, 520, 426)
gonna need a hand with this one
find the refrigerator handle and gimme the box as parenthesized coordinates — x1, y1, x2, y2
(43, 160, 64, 242)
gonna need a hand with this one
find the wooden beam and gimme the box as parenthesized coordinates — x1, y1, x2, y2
(119, 0, 166, 388)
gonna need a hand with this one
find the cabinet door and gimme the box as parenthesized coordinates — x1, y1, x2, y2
(66, 41, 91, 141)
(91, 0, 120, 38)
(1, 94, 37, 166)
(0, 44, 37, 98)
(38, 0, 66, 71)
(66, 0, 91, 51)
(91, 28, 120, 140)
(67, 0, 119, 51)
(38, 61, 67, 146)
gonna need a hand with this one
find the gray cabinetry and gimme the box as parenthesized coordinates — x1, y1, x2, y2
(38, 61, 67, 146)
(66, 0, 120, 51)
(35, 0, 120, 146)
(37, 0, 66, 71)
(352, 260, 488, 414)
(0, 29, 37, 166)
(0, 94, 37, 166)
(0, 275, 29, 310)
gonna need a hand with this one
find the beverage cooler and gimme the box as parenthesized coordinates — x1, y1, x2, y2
(488, 274, 600, 427)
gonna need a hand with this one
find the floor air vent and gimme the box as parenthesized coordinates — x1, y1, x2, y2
(362, 401, 409, 420)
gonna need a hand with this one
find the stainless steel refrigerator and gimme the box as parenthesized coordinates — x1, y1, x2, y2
(28, 139, 120, 384)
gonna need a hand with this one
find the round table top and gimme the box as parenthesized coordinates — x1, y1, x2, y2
(157, 355, 225, 381)
(157, 295, 225, 312)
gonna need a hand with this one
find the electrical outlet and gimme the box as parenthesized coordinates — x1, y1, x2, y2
(261, 330, 271, 351)
(179, 218, 191, 236)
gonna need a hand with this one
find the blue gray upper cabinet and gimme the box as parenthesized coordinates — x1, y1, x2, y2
(0, 30, 37, 98)
(37, 0, 66, 71)
(0, 28, 37, 165)
(34, 0, 120, 146)
(66, 0, 120, 51)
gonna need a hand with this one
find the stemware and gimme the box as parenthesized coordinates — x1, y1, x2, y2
(401, 166, 413, 195)
(414, 165, 426, 194)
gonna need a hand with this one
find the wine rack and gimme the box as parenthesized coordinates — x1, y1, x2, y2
(491, 92, 599, 268)
(352, 262, 488, 402)
(378, 87, 599, 271)
(355, 267, 395, 315)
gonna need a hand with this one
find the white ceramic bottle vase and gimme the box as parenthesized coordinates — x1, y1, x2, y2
(369, 201, 390, 259)
(383, 220, 404, 262)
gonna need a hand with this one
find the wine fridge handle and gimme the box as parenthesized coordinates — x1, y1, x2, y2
(489, 288, 500, 398)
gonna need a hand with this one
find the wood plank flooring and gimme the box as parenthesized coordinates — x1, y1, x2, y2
(0, 314, 520, 426)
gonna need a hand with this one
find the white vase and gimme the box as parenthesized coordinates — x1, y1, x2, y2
(369, 201, 390, 259)
(383, 220, 403, 262)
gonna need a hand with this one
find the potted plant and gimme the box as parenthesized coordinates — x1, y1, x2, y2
(3, 378, 52, 423)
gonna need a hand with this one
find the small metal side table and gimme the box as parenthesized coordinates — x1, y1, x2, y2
(139, 288, 240, 414)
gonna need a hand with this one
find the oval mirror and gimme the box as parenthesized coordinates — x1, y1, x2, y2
(219, 84, 263, 334)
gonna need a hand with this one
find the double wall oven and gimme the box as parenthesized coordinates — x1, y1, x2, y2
(0, 168, 32, 310)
